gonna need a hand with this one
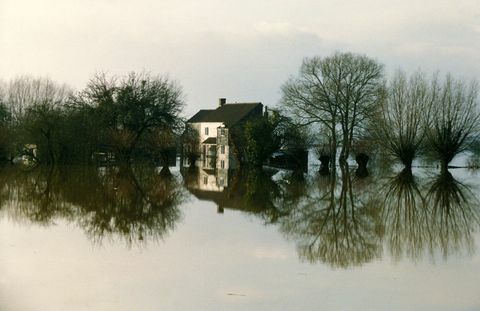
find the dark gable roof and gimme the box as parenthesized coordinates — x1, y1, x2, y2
(187, 109, 215, 123)
(202, 137, 217, 144)
(187, 103, 262, 127)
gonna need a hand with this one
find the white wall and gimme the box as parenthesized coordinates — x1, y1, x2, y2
(190, 122, 230, 169)
(191, 122, 224, 145)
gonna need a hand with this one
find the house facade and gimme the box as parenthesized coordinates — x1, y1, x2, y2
(184, 98, 263, 170)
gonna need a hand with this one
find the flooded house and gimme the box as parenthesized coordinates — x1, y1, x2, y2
(183, 98, 263, 170)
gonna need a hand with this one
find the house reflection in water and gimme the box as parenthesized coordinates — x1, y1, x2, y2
(183, 167, 284, 218)
(183, 168, 232, 213)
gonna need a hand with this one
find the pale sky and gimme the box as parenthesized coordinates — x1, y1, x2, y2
(1, 0, 479, 116)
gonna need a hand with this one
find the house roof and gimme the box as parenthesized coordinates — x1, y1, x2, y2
(187, 103, 262, 127)
(202, 137, 217, 144)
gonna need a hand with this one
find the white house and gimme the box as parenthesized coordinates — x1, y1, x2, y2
(184, 98, 263, 170)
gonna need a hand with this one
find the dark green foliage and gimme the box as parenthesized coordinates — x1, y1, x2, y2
(0, 73, 185, 166)
(74, 72, 185, 162)
(21, 102, 64, 164)
(243, 111, 310, 168)
(182, 125, 200, 167)
(244, 114, 281, 167)
(0, 101, 13, 161)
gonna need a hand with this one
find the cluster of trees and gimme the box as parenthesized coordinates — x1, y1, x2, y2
(281, 52, 480, 172)
(0, 73, 184, 168)
(1, 52, 478, 172)
(242, 110, 311, 168)
(0, 73, 306, 171)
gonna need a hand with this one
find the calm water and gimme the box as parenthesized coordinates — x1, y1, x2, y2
(1, 164, 480, 311)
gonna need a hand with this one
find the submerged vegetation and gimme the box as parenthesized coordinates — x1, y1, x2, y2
(376, 70, 432, 169)
(280, 52, 480, 171)
(0, 73, 184, 168)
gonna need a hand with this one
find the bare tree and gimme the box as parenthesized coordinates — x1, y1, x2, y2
(426, 75, 480, 171)
(2, 76, 71, 121)
(281, 52, 384, 167)
(377, 70, 432, 169)
(0, 76, 73, 163)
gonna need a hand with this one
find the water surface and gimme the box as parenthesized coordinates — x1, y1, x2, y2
(1, 164, 479, 310)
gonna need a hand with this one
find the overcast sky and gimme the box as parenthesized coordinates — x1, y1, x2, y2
(1, 0, 479, 116)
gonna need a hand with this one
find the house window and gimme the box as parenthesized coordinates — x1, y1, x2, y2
(205, 127, 209, 135)
(220, 160, 225, 169)
(219, 128, 226, 136)
(203, 176, 208, 185)
(220, 145, 225, 154)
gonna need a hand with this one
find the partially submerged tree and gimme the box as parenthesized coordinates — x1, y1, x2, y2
(243, 112, 282, 167)
(6, 77, 73, 164)
(376, 70, 432, 169)
(181, 125, 200, 168)
(74, 72, 185, 162)
(426, 75, 480, 171)
(281, 52, 384, 167)
(0, 101, 13, 161)
(242, 110, 310, 169)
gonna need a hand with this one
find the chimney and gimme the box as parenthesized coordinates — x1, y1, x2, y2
(219, 98, 226, 107)
(264, 105, 268, 118)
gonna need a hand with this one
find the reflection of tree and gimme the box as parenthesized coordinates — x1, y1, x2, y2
(277, 171, 309, 214)
(425, 171, 480, 258)
(279, 165, 383, 268)
(381, 169, 429, 261)
(381, 169, 480, 261)
(0, 164, 185, 245)
(1, 166, 72, 224)
(184, 165, 384, 268)
(73, 164, 185, 245)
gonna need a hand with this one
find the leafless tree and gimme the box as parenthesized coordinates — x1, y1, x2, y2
(0, 76, 72, 163)
(2, 76, 72, 121)
(281, 52, 384, 167)
(377, 70, 432, 168)
(427, 75, 480, 171)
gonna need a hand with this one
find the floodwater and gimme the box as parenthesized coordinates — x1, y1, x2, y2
(1, 163, 480, 311)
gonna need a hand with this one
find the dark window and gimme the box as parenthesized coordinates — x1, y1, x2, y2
(205, 127, 209, 135)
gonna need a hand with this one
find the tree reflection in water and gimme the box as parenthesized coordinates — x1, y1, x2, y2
(1, 163, 479, 265)
(0, 164, 186, 245)
(278, 164, 383, 268)
(381, 168, 480, 261)
(425, 170, 480, 258)
(381, 168, 429, 261)
(185, 164, 480, 268)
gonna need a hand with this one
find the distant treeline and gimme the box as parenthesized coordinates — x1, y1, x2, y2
(0, 73, 184, 166)
(1, 52, 479, 171)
